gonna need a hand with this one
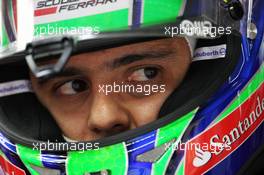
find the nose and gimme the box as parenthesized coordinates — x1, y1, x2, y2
(88, 93, 131, 137)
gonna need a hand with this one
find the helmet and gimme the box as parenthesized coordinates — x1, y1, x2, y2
(0, 0, 263, 175)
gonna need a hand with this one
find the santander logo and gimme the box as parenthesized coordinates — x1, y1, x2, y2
(185, 81, 264, 175)
(192, 147, 212, 167)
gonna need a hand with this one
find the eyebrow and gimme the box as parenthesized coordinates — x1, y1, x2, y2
(54, 67, 83, 77)
(110, 50, 173, 69)
(38, 67, 84, 85)
(39, 50, 173, 84)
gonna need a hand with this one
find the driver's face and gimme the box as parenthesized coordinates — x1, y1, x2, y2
(30, 38, 191, 141)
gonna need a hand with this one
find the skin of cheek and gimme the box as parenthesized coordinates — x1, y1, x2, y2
(56, 110, 98, 141)
(121, 89, 173, 128)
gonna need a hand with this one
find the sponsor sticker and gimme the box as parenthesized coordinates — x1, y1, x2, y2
(0, 155, 26, 175)
(0, 80, 32, 97)
(34, 0, 131, 24)
(193, 44, 227, 61)
(184, 82, 264, 174)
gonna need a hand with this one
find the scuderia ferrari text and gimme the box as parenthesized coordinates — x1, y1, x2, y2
(36, 0, 118, 13)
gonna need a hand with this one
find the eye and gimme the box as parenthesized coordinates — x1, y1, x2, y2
(57, 79, 88, 95)
(129, 67, 159, 82)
